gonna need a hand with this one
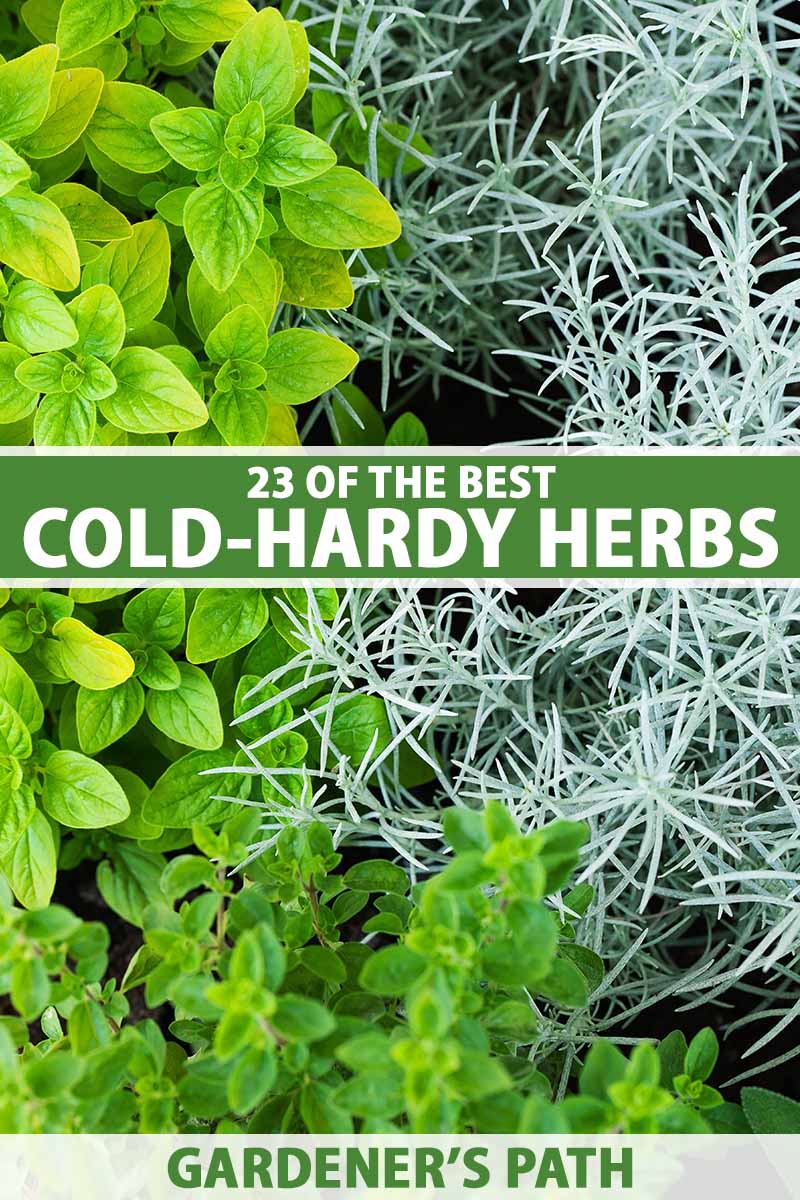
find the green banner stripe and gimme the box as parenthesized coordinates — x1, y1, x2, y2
(1, 451, 797, 581)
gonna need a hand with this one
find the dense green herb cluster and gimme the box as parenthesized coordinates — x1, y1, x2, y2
(7, 801, 795, 1135)
(0, 3, 401, 447)
(0, 584, 401, 920)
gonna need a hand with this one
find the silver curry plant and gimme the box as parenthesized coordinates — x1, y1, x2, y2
(259, 0, 800, 433)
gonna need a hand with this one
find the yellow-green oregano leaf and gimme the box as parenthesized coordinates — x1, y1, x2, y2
(209, 387, 268, 446)
(271, 230, 354, 310)
(82, 220, 170, 329)
(145, 662, 224, 750)
(281, 166, 401, 249)
(160, 34, 209, 71)
(86, 82, 175, 174)
(52, 617, 135, 690)
(266, 401, 299, 447)
(56, 0, 137, 61)
(0, 647, 43, 732)
(17, 352, 72, 393)
(0, 696, 33, 760)
(68, 37, 129, 84)
(0, 187, 81, 290)
(187, 246, 280, 341)
(257, 125, 336, 189)
(44, 183, 131, 243)
(122, 587, 185, 650)
(0, 142, 31, 199)
(33, 392, 96, 446)
(286, 21, 311, 112)
(205, 304, 268, 363)
(42, 749, 130, 828)
(184, 180, 263, 292)
(149, 107, 226, 173)
(0, 808, 57, 910)
(4, 280, 79, 353)
(20, 0, 59, 43)
(0, 344, 38, 424)
(104, 346, 207, 434)
(159, 0, 254, 46)
(0, 45, 58, 144)
(0, 779, 35, 857)
(20, 67, 104, 159)
(76, 678, 145, 754)
(214, 8, 295, 122)
(83, 136, 159, 199)
(143, 748, 241, 827)
(67, 284, 126, 361)
(264, 328, 358, 405)
(186, 588, 269, 663)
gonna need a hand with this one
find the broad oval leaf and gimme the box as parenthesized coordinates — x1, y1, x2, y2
(122, 588, 186, 650)
(281, 166, 401, 250)
(209, 387, 268, 446)
(257, 125, 336, 189)
(143, 748, 245, 827)
(149, 107, 226, 173)
(82, 220, 171, 329)
(85, 83, 175, 174)
(0, 187, 81, 291)
(52, 617, 135, 691)
(76, 677, 145, 754)
(0, 45, 58, 144)
(0, 696, 33, 760)
(45, 184, 131, 244)
(187, 246, 280, 341)
(264, 328, 358, 405)
(0, 781, 35, 856)
(56, 0, 136, 59)
(67, 285, 126, 361)
(21, 67, 104, 159)
(0, 809, 57, 910)
(104, 347, 206, 434)
(214, 8, 296, 122)
(42, 749, 129, 828)
(33, 391, 96, 447)
(0, 343, 38, 425)
(159, 0, 254, 44)
(272, 231, 353, 310)
(0, 647, 43, 732)
(145, 662, 224, 750)
(4, 280, 78, 354)
(186, 588, 269, 664)
(183, 180, 263, 292)
(205, 305, 268, 364)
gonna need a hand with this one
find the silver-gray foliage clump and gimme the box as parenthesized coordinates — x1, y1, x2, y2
(230, 2, 800, 1072)
(290, 0, 800, 442)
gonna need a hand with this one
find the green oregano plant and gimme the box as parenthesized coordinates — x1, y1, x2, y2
(4, 799, 793, 1135)
(147, 9, 399, 292)
(0, 5, 400, 448)
(0, 585, 384, 916)
(22, 0, 257, 83)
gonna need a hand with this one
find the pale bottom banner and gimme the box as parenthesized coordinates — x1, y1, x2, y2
(0, 1136, 799, 1200)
